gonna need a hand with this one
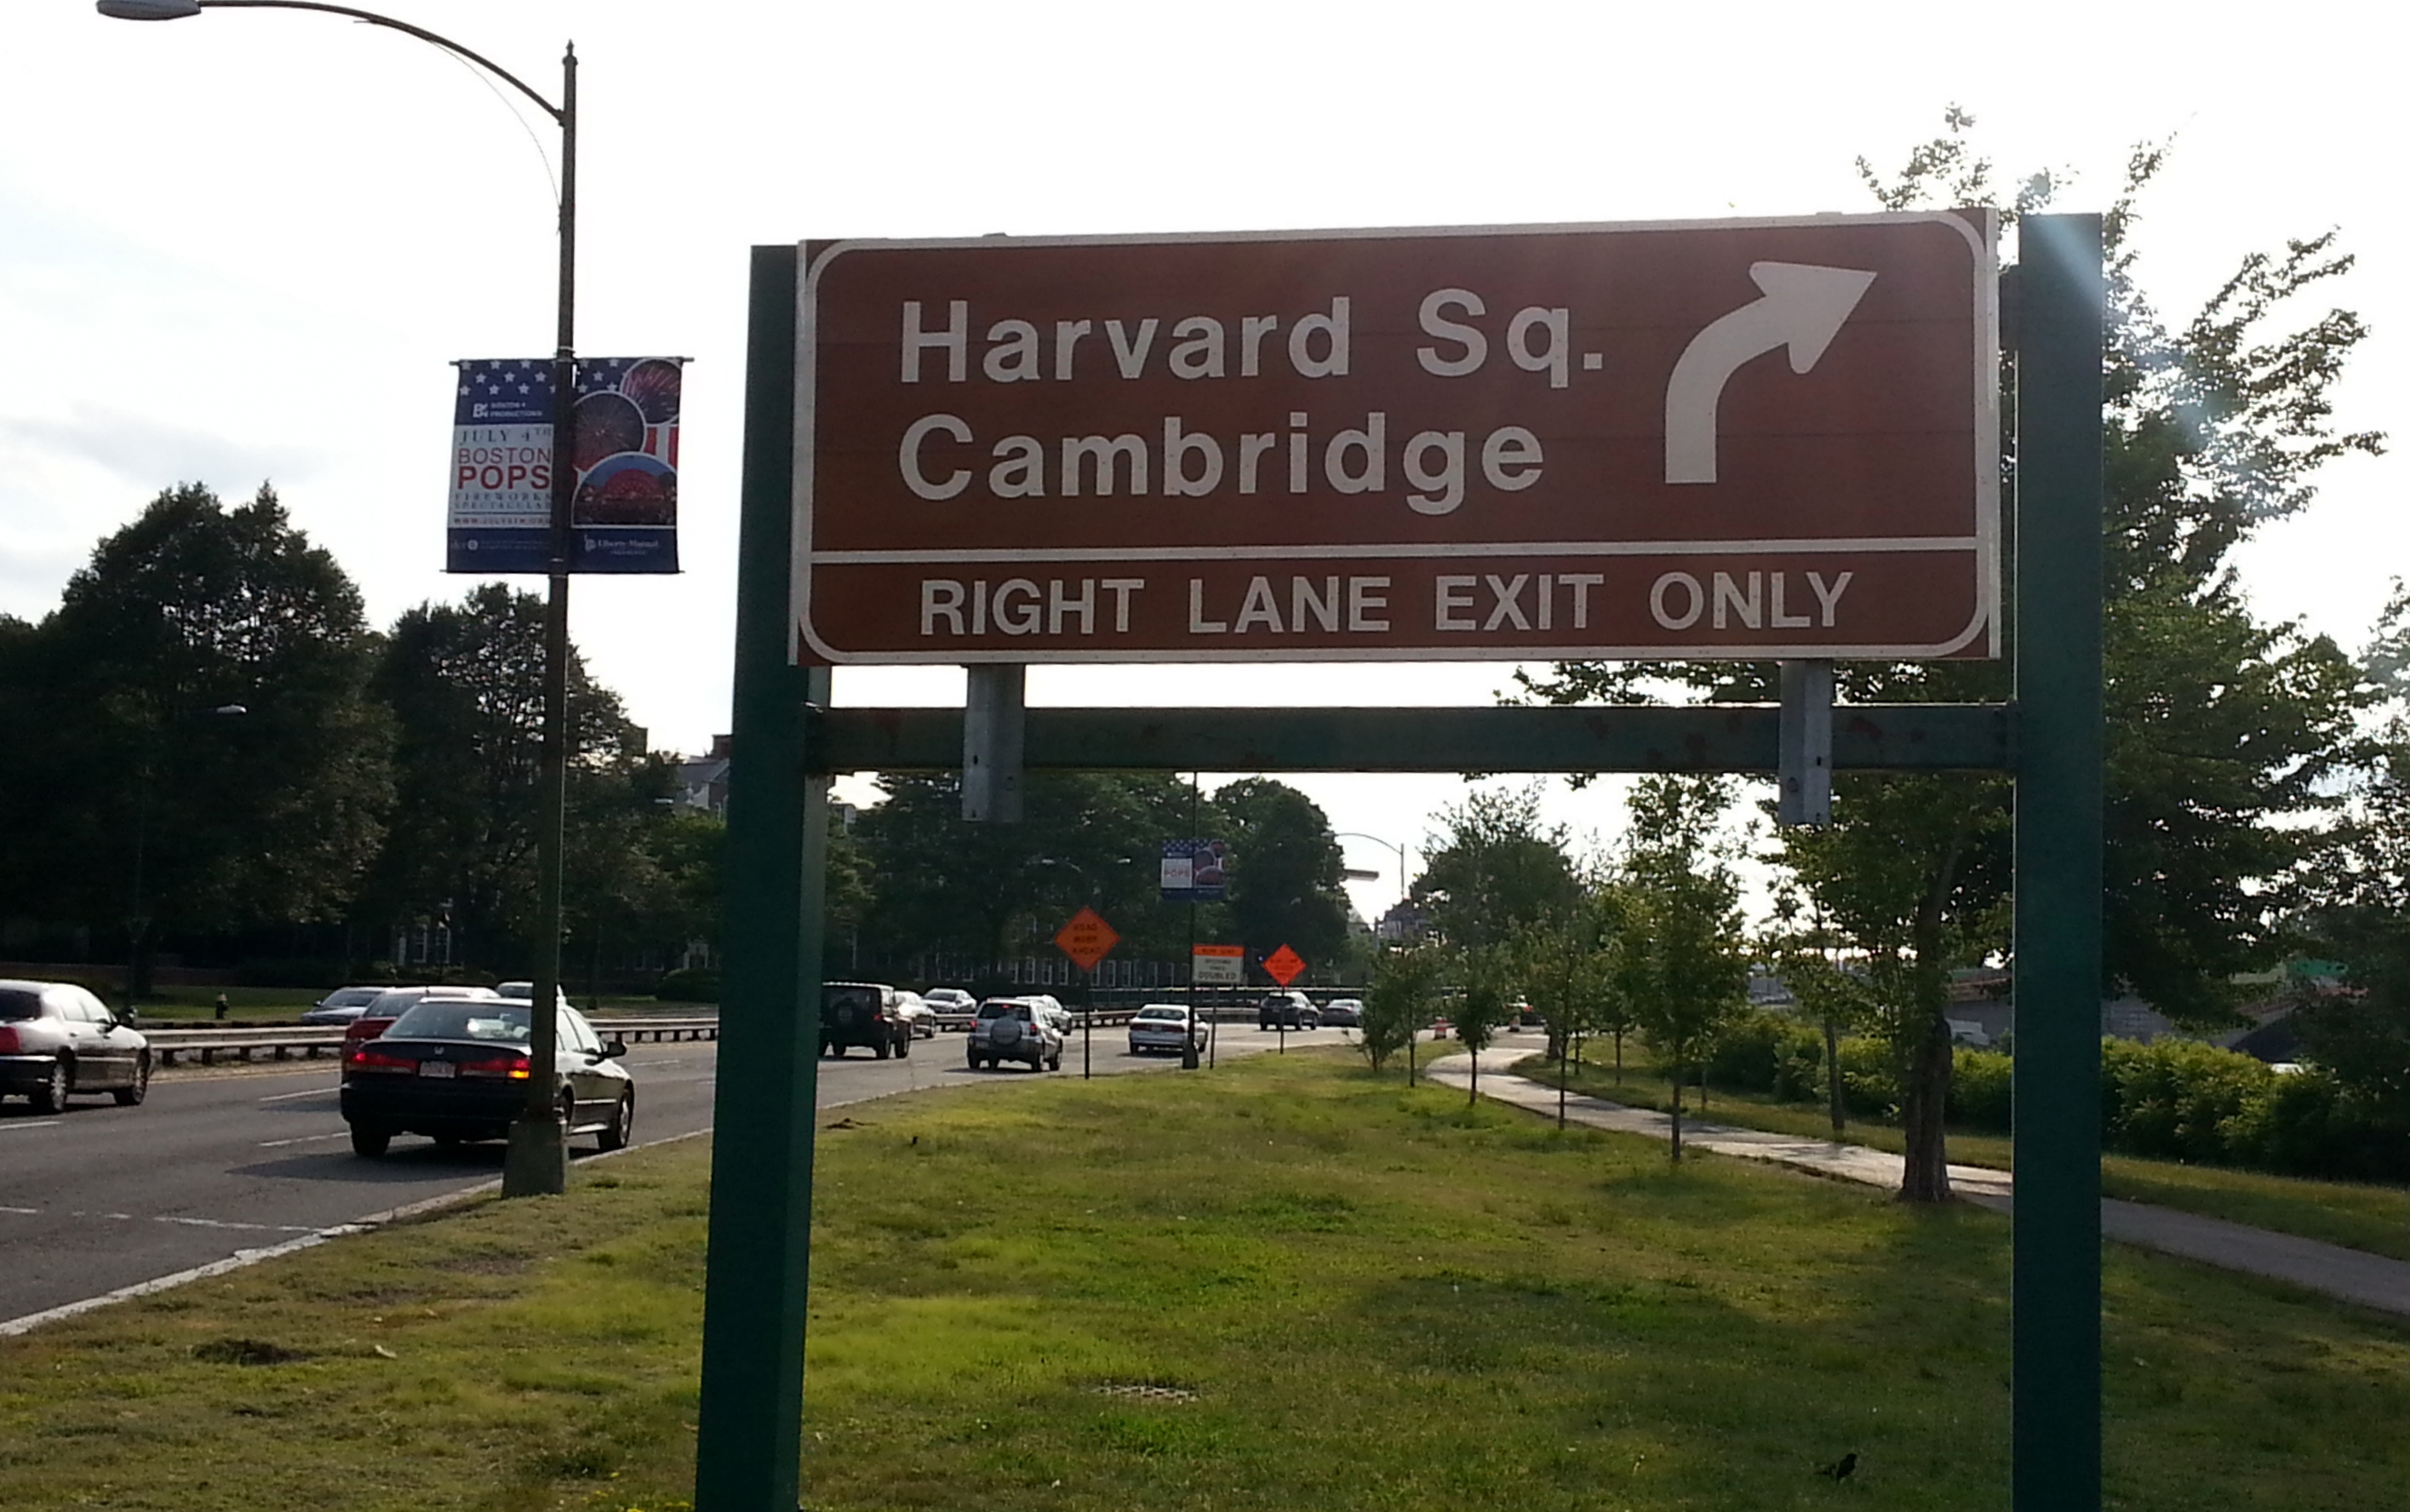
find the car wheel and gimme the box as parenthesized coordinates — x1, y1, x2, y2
(896, 1034, 912, 1059)
(112, 1054, 152, 1108)
(967, 1051, 982, 1069)
(29, 1057, 70, 1114)
(873, 1036, 891, 1060)
(598, 1089, 634, 1152)
(350, 1123, 391, 1158)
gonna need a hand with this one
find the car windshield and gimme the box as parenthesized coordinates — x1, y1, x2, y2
(0, 988, 43, 1021)
(319, 988, 382, 1009)
(1136, 1009, 1186, 1022)
(977, 1001, 1028, 1019)
(388, 1001, 532, 1043)
(824, 985, 882, 1013)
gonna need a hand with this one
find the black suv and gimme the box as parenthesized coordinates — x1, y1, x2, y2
(821, 982, 914, 1059)
(1257, 991, 1320, 1031)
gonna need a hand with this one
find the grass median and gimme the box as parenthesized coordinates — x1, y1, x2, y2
(1515, 1051, 2410, 1264)
(5, 1050, 2409, 1511)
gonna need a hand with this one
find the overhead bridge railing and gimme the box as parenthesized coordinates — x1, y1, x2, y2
(803, 702, 2017, 776)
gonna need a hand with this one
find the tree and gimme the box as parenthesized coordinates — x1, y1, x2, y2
(4, 484, 392, 994)
(1447, 941, 1518, 1107)
(362, 583, 663, 976)
(1609, 776, 1749, 1162)
(1210, 777, 1352, 980)
(1413, 786, 1582, 952)
(1522, 112, 2377, 1195)
(1360, 942, 1445, 1075)
(855, 770, 1198, 978)
(1512, 886, 1616, 1126)
(1760, 887, 1880, 1138)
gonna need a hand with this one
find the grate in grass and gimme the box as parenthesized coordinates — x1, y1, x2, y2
(1094, 1383, 1199, 1403)
(191, 1337, 305, 1366)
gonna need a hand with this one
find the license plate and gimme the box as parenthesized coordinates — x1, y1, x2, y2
(417, 1059, 456, 1079)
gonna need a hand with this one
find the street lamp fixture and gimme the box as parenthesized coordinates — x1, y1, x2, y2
(1335, 831, 1413, 913)
(102, 0, 582, 1200)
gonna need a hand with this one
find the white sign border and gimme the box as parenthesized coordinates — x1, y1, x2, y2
(791, 210, 1999, 666)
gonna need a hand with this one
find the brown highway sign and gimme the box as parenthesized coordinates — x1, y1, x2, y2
(794, 212, 1997, 663)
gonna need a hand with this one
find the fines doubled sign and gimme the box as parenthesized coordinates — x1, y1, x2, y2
(793, 212, 1996, 663)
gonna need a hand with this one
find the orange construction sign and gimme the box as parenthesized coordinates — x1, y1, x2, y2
(1262, 943, 1306, 987)
(1053, 907, 1121, 972)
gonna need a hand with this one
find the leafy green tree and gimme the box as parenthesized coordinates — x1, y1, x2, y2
(363, 584, 662, 976)
(1447, 941, 1519, 1107)
(1609, 777, 1750, 1161)
(1210, 777, 1351, 981)
(1760, 888, 1880, 1137)
(1512, 886, 1616, 1125)
(1413, 786, 1582, 952)
(3, 484, 391, 994)
(856, 770, 1197, 977)
(1360, 942, 1445, 1074)
(1523, 113, 2376, 1195)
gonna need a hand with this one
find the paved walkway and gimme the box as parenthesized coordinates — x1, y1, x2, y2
(1426, 1042, 2410, 1318)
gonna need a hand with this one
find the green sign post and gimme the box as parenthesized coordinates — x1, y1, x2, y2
(695, 220, 2102, 1511)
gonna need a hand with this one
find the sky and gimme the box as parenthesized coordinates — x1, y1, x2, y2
(3, 2, 2401, 929)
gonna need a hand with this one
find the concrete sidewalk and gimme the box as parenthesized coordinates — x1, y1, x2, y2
(1426, 1042, 2410, 1318)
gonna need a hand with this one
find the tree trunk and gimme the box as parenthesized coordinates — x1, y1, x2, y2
(1823, 1014, 1846, 1138)
(1669, 1067, 1685, 1162)
(1468, 1041, 1480, 1107)
(1897, 931, 1955, 1202)
(1614, 1030, 1623, 1084)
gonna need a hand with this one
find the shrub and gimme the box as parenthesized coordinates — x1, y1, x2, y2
(1947, 1047, 2013, 1131)
(2103, 1038, 2273, 1164)
(654, 968, 721, 1003)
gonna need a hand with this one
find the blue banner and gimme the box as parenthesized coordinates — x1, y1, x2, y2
(1159, 839, 1229, 902)
(447, 356, 683, 575)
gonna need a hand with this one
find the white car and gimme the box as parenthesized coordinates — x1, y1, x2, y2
(890, 990, 937, 1038)
(923, 987, 976, 1014)
(1126, 1004, 1206, 1056)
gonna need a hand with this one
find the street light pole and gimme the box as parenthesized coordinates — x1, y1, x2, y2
(100, 0, 581, 1197)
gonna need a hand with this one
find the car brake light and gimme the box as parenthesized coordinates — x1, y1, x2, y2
(0, 1027, 18, 1055)
(346, 1047, 415, 1073)
(460, 1055, 532, 1080)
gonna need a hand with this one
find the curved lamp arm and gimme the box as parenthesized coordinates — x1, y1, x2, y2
(97, 0, 563, 120)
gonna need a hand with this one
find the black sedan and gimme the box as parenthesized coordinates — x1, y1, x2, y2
(339, 998, 633, 1158)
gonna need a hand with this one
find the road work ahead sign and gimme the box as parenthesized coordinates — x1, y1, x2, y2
(793, 211, 1997, 664)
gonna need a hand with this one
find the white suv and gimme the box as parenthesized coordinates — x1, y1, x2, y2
(968, 996, 1067, 1072)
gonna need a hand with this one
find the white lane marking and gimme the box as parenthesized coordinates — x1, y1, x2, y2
(256, 1086, 336, 1103)
(4, 1205, 316, 1234)
(0, 1123, 715, 1337)
(0, 1120, 61, 1133)
(256, 1131, 350, 1148)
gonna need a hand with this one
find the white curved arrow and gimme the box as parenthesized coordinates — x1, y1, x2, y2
(1664, 261, 1877, 484)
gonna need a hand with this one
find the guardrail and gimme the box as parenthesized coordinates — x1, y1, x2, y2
(931, 1009, 1143, 1033)
(148, 1015, 721, 1067)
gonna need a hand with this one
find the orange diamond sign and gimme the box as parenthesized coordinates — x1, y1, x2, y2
(1054, 907, 1120, 972)
(1262, 943, 1306, 988)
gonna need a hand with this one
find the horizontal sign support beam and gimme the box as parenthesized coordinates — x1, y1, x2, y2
(809, 702, 2012, 776)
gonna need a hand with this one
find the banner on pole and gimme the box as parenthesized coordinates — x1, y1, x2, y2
(1159, 838, 1229, 902)
(448, 356, 685, 575)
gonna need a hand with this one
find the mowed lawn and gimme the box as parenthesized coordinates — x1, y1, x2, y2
(3, 1051, 2407, 1511)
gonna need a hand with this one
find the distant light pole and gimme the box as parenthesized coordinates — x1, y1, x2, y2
(100, 0, 582, 1199)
